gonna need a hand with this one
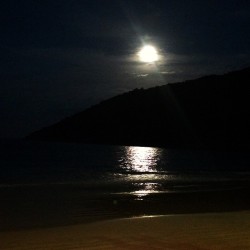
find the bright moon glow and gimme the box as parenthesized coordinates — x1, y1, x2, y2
(138, 45, 159, 63)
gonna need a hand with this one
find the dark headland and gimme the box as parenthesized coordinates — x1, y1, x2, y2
(27, 67, 250, 151)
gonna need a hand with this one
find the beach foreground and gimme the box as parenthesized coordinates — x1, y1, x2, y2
(1, 211, 250, 250)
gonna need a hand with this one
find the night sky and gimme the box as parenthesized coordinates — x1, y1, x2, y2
(1, 0, 250, 137)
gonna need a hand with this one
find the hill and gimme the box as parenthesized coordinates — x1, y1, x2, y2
(27, 67, 250, 150)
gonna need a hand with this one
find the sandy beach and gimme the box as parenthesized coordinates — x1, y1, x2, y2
(1, 211, 250, 250)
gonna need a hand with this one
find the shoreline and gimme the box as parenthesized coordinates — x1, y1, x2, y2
(1, 186, 250, 232)
(1, 211, 250, 249)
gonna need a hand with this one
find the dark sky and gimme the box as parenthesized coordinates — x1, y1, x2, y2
(1, 0, 250, 137)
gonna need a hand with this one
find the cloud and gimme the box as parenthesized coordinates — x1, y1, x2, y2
(160, 71, 175, 75)
(136, 74, 148, 77)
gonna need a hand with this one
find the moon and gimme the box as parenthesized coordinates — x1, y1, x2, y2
(138, 45, 159, 63)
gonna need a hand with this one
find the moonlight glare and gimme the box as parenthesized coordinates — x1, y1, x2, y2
(138, 45, 159, 63)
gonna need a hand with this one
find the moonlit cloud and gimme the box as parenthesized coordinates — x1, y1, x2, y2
(160, 71, 176, 75)
(136, 74, 149, 77)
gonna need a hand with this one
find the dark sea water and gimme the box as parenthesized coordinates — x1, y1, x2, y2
(0, 139, 250, 231)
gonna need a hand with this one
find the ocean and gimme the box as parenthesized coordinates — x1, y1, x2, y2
(0, 139, 249, 231)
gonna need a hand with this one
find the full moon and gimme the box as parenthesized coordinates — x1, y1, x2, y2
(138, 45, 159, 63)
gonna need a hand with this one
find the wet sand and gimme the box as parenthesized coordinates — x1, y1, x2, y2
(1, 211, 250, 250)
(1, 185, 250, 249)
(1, 185, 250, 232)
